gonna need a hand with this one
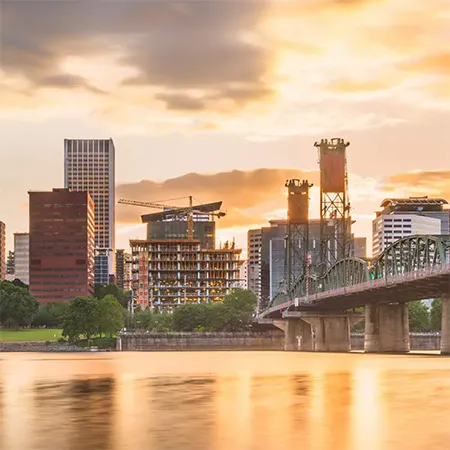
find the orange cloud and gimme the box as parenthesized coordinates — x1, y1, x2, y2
(116, 168, 319, 228)
(383, 171, 450, 200)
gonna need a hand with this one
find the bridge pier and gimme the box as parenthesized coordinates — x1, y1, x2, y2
(364, 303, 410, 353)
(301, 316, 352, 352)
(274, 319, 313, 351)
(441, 295, 450, 355)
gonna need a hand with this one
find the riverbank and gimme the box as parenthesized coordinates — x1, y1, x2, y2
(117, 331, 443, 352)
(117, 331, 284, 351)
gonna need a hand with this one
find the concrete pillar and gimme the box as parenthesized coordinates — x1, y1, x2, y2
(364, 303, 410, 353)
(302, 316, 351, 352)
(283, 319, 313, 351)
(440, 296, 450, 355)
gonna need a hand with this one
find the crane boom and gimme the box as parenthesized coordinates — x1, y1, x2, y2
(118, 198, 189, 212)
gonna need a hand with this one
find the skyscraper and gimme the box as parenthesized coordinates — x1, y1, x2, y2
(0, 221, 5, 280)
(29, 188, 95, 302)
(64, 138, 115, 285)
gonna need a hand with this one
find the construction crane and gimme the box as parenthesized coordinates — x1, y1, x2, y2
(118, 196, 226, 240)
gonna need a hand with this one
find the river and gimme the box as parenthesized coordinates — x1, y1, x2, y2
(0, 351, 449, 449)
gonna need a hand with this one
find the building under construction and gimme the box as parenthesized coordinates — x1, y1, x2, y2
(120, 196, 241, 309)
(130, 239, 241, 310)
(141, 201, 222, 249)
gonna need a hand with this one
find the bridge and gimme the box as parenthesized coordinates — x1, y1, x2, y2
(258, 235, 450, 354)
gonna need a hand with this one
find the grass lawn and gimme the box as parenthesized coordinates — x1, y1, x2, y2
(0, 329, 63, 342)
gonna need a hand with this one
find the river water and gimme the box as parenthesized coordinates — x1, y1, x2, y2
(0, 351, 449, 450)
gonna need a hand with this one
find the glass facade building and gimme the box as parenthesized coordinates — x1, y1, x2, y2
(64, 139, 115, 284)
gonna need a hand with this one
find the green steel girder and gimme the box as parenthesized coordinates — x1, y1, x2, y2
(372, 235, 450, 279)
(266, 234, 450, 309)
(322, 257, 370, 291)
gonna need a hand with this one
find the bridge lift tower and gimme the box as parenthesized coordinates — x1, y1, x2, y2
(314, 138, 352, 274)
(285, 179, 312, 295)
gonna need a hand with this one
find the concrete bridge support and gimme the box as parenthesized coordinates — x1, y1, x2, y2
(302, 316, 352, 352)
(440, 295, 450, 355)
(274, 319, 313, 351)
(364, 303, 410, 353)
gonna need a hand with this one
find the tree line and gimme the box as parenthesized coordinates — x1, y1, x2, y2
(130, 289, 257, 332)
(0, 279, 444, 336)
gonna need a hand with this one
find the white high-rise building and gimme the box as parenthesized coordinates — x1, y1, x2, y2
(64, 139, 115, 285)
(239, 260, 248, 289)
(372, 214, 441, 256)
(372, 197, 448, 257)
(13, 233, 29, 285)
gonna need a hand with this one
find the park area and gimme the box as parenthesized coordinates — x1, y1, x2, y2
(0, 329, 62, 342)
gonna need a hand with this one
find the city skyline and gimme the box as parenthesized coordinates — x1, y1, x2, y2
(1, 0, 450, 256)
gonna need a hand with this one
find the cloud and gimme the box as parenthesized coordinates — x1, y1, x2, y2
(116, 168, 319, 228)
(2, 1, 273, 109)
(2, 0, 450, 137)
(383, 171, 450, 200)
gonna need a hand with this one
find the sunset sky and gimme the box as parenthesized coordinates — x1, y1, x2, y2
(1, 0, 450, 257)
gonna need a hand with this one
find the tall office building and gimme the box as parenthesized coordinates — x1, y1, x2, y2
(13, 233, 30, 285)
(29, 188, 95, 302)
(64, 138, 115, 285)
(0, 221, 5, 280)
(372, 197, 447, 256)
(247, 229, 262, 305)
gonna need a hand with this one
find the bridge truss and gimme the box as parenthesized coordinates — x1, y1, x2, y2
(266, 235, 450, 313)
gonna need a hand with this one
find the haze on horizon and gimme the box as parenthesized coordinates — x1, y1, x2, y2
(1, 0, 450, 255)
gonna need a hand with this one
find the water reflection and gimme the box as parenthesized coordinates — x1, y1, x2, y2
(1, 353, 450, 449)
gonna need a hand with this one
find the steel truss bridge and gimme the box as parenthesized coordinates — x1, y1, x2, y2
(261, 235, 450, 318)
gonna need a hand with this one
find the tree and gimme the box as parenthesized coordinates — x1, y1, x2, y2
(205, 302, 228, 331)
(408, 301, 430, 332)
(0, 281, 39, 328)
(60, 296, 100, 342)
(173, 304, 209, 331)
(152, 313, 173, 332)
(221, 289, 257, 331)
(223, 289, 257, 315)
(33, 302, 69, 327)
(97, 295, 125, 337)
(94, 284, 127, 308)
(131, 308, 153, 330)
(430, 298, 442, 331)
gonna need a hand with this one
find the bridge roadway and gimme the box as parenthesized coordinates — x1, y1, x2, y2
(258, 235, 450, 355)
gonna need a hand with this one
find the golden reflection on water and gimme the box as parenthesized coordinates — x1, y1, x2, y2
(1, 352, 450, 450)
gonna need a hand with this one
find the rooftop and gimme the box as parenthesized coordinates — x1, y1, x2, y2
(380, 197, 448, 207)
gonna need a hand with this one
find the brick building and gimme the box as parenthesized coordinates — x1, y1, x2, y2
(29, 188, 95, 302)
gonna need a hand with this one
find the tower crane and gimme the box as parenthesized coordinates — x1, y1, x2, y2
(118, 196, 226, 240)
